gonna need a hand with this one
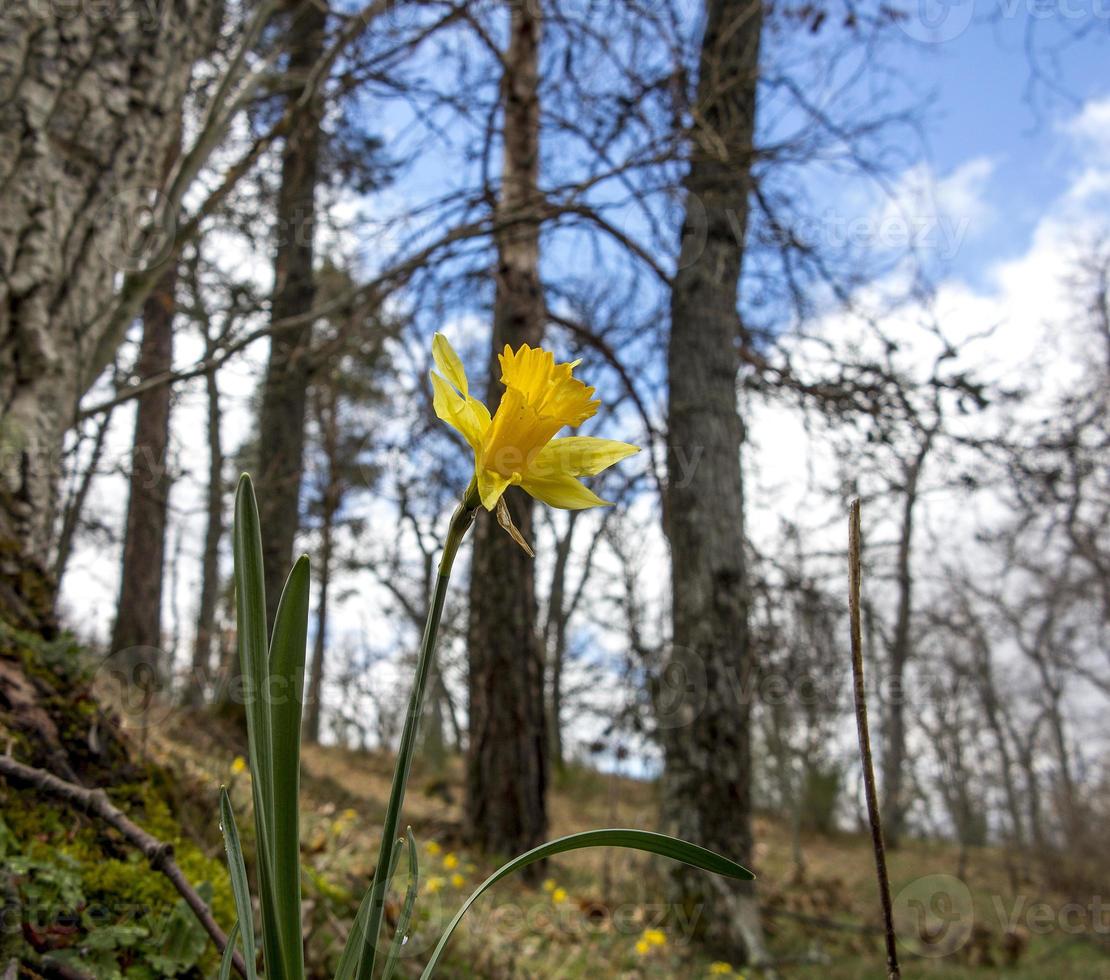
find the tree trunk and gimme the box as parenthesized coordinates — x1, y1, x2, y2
(545, 511, 579, 770)
(255, 0, 327, 627)
(880, 439, 930, 847)
(303, 517, 331, 743)
(303, 387, 340, 744)
(109, 263, 177, 678)
(185, 345, 224, 706)
(0, 1, 211, 629)
(662, 0, 765, 964)
(54, 401, 117, 586)
(967, 612, 1025, 846)
(465, 0, 548, 863)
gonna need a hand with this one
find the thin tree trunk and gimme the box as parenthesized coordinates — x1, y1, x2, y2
(54, 401, 117, 586)
(303, 388, 340, 744)
(880, 438, 931, 847)
(185, 343, 224, 706)
(255, 0, 327, 628)
(662, 0, 765, 965)
(545, 511, 579, 770)
(110, 263, 177, 677)
(967, 613, 1025, 846)
(465, 0, 548, 863)
(303, 521, 331, 743)
(0, 2, 211, 629)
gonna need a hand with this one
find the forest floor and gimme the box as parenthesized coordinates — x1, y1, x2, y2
(2, 638, 1107, 979)
(155, 697, 1108, 980)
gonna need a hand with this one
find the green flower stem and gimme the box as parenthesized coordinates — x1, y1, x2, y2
(355, 480, 480, 979)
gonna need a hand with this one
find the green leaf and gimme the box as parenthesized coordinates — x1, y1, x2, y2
(418, 829, 754, 979)
(268, 555, 310, 980)
(381, 828, 420, 980)
(232, 475, 281, 978)
(338, 836, 403, 980)
(219, 788, 257, 980)
(334, 891, 368, 980)
(220, 920, 241, 980)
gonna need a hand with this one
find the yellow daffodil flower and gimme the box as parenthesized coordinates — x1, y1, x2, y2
(430, 333, 639, 513)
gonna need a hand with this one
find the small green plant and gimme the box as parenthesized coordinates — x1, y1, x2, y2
(217, 334, 754, 979)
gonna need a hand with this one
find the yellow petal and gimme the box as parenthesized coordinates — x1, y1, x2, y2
(532, 437, 639, 478)
(432, 332, 469, 395)
(477, 466, 513, 511)
(520, 471, 610, 510)
(431, 371, 487, 450)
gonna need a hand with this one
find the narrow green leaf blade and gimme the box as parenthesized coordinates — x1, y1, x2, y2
(268, 555, 310, 980)
(341, 836, 404, 980)
(418, 830, 754, 979)
(381, 828, 421, 980)
(232, 474, 282, 978)
(334, 885, 372, 980)
(219, 920, 242, 980)
(219, 788, 257, 980)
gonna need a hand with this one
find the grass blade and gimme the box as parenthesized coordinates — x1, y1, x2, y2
(220, 920, 242, 980)
(219, 788, 257, 980)
(418, 829, 754, 979)
(381, 828, 420, 980)
(268, 555, 311, 980)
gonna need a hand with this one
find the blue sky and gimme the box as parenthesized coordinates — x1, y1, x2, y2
(896, 4, 1108, 287)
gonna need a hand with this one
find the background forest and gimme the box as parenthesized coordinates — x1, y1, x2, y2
(0, 0, 1108, 977)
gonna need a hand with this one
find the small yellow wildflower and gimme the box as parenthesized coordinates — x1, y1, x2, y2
(424, 876, 446, 895)
(425, 841, 442, 856)
(442, 852, 460, 871)
(542, 879, 557, 893)
(635, 939, 651, 956)
(642, 928, 666, 947)
(551, 887, 568, 904)
(450, 873, 466, 889)
(709, 964, 734, 976)
(230, 756, 247, 775)
(341, 808, 357, 822)
(430, 334, 639, 512)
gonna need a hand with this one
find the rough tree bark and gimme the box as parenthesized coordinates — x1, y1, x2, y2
(110, 263, 177, 674)
(662, 0, 767, 963)
(465, 0, 548, 861)
(255, 0, 327, 627)
(0, 0, 213, 629)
